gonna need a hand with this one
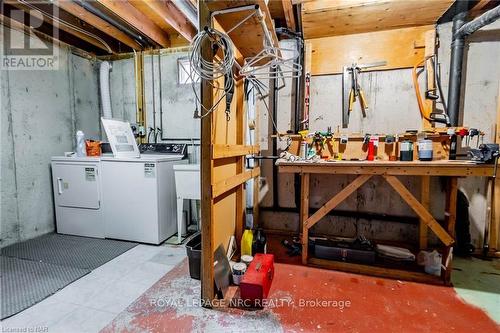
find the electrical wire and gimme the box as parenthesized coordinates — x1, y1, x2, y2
(189, 28, 235, 118)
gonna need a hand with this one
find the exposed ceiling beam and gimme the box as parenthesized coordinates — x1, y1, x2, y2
(129, 0, 196, 42)
(470, 0, 494, 16)
(95, 0, 171, 47)
(57, 0, 142, 50)
(8, 2, 115, 53)
(1, 9, 104, 55)
(282, 0, 296, 31)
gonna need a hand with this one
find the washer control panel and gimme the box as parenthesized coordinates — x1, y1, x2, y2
(139, 143, 187, 157)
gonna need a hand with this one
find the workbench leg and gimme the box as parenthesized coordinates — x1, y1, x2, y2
(442, 177, 458, 283)
(300, 173, 310, 265)
(490, 176, 499, 254)
(445, 177, 458, 236)
(419, 176, 430, 250)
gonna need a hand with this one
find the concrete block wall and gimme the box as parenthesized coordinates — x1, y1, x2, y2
(0, 27, 101, 247)
(258, 21, 500, 249)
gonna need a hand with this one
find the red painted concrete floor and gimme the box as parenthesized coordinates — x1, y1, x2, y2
(101, 257, 499, 333)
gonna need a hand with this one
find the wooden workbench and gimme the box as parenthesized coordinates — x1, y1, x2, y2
(277, 159, 494, 284)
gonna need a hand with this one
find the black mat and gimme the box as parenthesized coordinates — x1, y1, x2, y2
(0, 256, 89, 319)
(0, 233, 138, 319)
(1, 233, 138, 270)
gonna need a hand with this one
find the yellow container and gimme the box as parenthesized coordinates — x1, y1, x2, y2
(241, 229, 253, 256)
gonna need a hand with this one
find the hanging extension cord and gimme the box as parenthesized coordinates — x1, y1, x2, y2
(189, 27, 235, 119)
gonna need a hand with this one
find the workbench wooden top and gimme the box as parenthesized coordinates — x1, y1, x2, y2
(276, 159, 494, 176)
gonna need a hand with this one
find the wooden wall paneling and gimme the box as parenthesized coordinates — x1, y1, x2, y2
(308, 25, 432, 76)
(212, 144, 259, 159)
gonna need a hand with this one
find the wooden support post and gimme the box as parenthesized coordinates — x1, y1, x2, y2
(134, 51, 146, 144)
(199, 0, 215, 304)
(419, 176, 430, 249)
(445, 177, 458, 237)
(491, 83, 500, 254)
(300, 173, 310, 265)
(383, 175, 454, 246)
(235, 79, 245, 249)
(442, 177, 457, 283)
(282, 0, 296, 31)
(423, 29, 436, 129)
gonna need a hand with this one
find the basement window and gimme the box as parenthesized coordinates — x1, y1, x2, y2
(177, 57, 196, 85)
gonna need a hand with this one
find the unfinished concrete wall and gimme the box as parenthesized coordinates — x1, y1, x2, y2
(259, 21, 500, 249)
(0, 27, 100, 247)
(109, 50, 199, 141)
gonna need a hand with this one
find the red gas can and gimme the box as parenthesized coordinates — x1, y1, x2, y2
(239, 253, 274, 307)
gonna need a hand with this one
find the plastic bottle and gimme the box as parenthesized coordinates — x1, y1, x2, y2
(76, 131, 86, 157)
(400, 140, 413, 161)
(424, 250, 442, 276)
(252, 228, 267, 254)
(418, 139, 433, 161)
(241, 229, 253, 257)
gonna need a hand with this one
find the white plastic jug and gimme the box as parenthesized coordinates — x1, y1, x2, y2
(424, 250, 442, 276)
(76, 131, 86, 157)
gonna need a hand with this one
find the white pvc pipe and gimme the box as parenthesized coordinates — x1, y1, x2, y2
(99, 61, 113, 119)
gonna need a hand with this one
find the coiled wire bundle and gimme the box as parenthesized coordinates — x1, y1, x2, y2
(189, 27, 235, 118)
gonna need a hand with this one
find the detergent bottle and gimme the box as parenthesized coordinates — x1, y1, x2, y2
(76, 131, 86, 157)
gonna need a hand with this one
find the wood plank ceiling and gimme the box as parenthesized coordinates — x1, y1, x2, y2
(1, 0, 198, 55)
(299, 0, 455, 39)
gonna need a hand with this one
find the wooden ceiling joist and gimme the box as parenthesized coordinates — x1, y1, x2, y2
(282, 0, 296, 31)
(129, 0, 196, 42)
(95, 0, 171, 47)
(8, 1, 125, 54)
(0, 10, 105, 55)
(57, 1, 142, 50)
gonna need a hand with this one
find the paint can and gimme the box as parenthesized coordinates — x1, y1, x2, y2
(400, 140, 414, 161)
(241, 255, 254, 266)
(418, 139, 433, 161)
(232, 262, 247, 285)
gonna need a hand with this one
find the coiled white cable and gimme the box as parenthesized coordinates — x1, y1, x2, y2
(189, 28, 235, 118)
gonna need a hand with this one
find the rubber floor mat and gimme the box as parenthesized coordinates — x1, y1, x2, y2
(1, 233, 137, 270)
(0, 256, 89, 319)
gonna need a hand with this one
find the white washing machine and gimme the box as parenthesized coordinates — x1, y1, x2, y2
(51, 143, 188, 244)
(51, 156, 104, 238)
(101, 144, 188, 244)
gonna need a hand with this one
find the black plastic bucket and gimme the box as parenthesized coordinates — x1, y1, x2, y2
(185, 233, 201, 280)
